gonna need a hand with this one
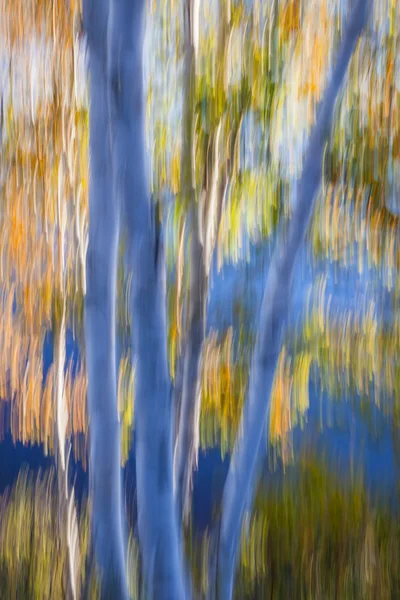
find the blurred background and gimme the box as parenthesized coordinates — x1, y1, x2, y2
(0, 0, 399, 597)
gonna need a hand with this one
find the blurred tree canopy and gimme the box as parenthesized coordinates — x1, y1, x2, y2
(0, 0, 399, 596)
(0, 0, 398, 463)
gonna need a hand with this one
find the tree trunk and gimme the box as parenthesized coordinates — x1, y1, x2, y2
(174, 0, 233, 527)
(83, 1, 128, 597)
(107, 0, 185, 597)
(54, 138, 80, 599)
(54, 305, 80, 600)
(215, 1, 368, 598)
(173, 0, 206, 526)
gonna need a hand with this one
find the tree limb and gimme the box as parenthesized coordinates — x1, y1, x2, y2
(215, 1, 369, 597)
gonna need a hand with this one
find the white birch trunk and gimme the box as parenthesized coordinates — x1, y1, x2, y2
(107, 0, 185, 597)
(215, 2, 368, 598)
(83, 1, 128, 597)
(55, 149, 80, 599)
(54, 304, 82, 600)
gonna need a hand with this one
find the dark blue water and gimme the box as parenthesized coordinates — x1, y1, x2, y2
(0, 238, 398, 528)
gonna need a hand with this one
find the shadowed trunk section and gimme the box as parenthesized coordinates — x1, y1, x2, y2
(214, 1, 369, 598)
(174, 203, 206, 525)
(83, 0, 128, 597)
(173, 0, 206, 527)
(174, 0, 234, 528)
(107, 0, 185, 597)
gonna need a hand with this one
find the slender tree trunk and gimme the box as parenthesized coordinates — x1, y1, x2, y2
(54, 150, 80, 600)
(173, 0, 206, 526)
(215, 2, 368, 598)
(54, 307, 80, 600)
(107, 0, 185, 597)
(173, 202, 206, 525)
(174, 0, 234, 526)
(83, 1, 128, 597)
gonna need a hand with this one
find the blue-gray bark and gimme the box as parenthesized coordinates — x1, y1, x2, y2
(83, 0, 128, 597)
(107, 0, 185, 597)
(215, 1, 369, 598)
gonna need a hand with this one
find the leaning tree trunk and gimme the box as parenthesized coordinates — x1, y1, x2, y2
(214, 1, 369, 598)
(107, 0, 185, 597)
(83, 0, 128, 597)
